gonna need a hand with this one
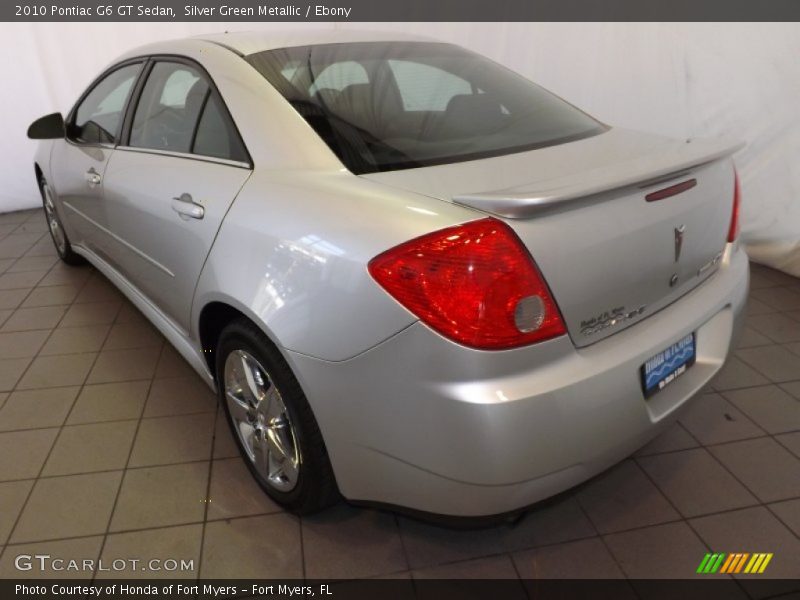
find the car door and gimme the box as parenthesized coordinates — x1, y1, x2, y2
(100, 58, 252, 333)
(49, 61, 144, 250)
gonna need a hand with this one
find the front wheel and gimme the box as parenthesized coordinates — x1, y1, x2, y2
(40, 177, 85, 266)
(216, 318, 339, 514)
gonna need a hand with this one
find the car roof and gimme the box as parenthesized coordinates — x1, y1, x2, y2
(193, 29, 438, 57)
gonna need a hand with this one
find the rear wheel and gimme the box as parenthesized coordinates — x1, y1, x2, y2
(40, 177, 85, 266)
(216, 318, 339, 514)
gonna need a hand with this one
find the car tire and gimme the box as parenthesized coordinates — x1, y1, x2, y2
(216, 318, 339, 514)
(39, 177, 85, 266)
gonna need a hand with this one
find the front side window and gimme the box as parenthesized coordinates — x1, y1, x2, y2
(248, 42, 606, 174)
(72, 63, 141, 145)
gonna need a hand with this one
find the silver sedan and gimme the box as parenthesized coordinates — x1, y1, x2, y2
(28, 30, 748, 518)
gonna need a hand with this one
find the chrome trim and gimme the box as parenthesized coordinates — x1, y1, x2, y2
(62, 201, 176, 278)
(115, 146, 251, 169)
(674, 225, 686, 262)
(171, 193, 205, 220)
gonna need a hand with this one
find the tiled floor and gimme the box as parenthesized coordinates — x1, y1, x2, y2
(0, 208, 799, 585)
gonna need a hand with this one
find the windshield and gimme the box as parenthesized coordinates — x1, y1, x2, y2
(247, 42, 606, 174)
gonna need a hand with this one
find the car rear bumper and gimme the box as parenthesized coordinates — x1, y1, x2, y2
(288, 244, 749, 517)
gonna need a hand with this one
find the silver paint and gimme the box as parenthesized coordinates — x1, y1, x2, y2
(33, 31, 749, 516)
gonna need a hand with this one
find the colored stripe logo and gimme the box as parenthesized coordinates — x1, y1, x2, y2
(697, 552, 773, 574)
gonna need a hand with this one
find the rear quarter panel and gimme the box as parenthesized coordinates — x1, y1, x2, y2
(192, 168, 479, 362)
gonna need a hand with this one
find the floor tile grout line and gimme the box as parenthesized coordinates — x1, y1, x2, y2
(1, 371, 208, 413)
(0, 261, 70, 323)
(3, 233, 796, 575)
(3, 507, 296, 549)
(697, 440, 781, 512)
(744, 321, 800, 346)
(675, 418, 703, 448)
(713, 377, 800, 394)
(631, 455, 704, 523)
(594, 460, 684, 580)
(8, 294, 120, 398)
(391, 514, 414, 577)
(634, 430, 800, 460)
(0, 270, 54, 295)
(5, 256, 59, 275)
(582, 491, 776, 537)
(0, 454, 241, 484)
(92, 340, 167, 582)
(0, 232, 48, 264)
(0, 406, 218, 436)
(733, 351, 800, 385)
(13, 491, 791, 549)
(0, 263, 100, 555)
(719, 378, 800, 404)
(774, 435, 800, 461)
(196, 399, 222, 581)
(569, 485, 635, 579)
(702, 430, 800, 451)
(763, 502, 800, 543)
(629, 448, 784, 549)
(506, 551, 529, 592)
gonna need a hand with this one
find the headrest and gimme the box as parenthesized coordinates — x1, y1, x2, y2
(440, 93, 507, 137)
(184, 79, 209, 116)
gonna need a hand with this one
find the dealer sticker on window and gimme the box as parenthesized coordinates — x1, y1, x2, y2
(642, 333, 696, 398)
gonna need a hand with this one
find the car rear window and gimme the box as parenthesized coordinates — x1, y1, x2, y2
(246, 42, 606, 174)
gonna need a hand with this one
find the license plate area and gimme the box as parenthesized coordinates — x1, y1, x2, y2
(641, 333, 696, 398)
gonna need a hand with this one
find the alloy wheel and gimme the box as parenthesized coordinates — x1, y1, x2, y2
(224, 349, 301, 492)
(42, 183, 67, 256)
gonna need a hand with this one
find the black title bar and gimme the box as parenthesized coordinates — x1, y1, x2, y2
(6, 0, 800, 22)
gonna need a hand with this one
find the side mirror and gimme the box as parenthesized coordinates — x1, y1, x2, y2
(27, 112, 65, 139)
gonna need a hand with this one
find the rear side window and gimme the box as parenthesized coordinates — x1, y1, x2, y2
(130, 62, 209, 153)
(72, 63, 141, 145)
(193, 94, 248, 162)
(129, 61, 248, 163)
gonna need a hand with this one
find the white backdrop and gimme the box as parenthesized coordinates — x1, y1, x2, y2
(1, 22, 798, 274)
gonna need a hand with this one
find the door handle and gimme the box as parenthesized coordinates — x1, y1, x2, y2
(85, 168, 101, 186)
(171, 193, 204, 220)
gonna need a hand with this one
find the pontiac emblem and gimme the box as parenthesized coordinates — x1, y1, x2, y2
(674, 225, 686, 262)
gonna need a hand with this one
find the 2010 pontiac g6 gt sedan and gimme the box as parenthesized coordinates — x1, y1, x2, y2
(29, 31, 748, 518)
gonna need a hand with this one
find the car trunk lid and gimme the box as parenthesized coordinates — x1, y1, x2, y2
(362, 128, 743, 347)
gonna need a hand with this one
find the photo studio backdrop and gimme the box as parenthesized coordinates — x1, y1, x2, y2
(1, 22, 798, 275)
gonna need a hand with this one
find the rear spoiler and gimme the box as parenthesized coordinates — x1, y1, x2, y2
(453, 137, 745, 218)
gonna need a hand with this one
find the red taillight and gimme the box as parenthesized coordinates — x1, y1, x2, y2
(368, 218, 566, 350)
(728, 168, 741, 243)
